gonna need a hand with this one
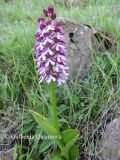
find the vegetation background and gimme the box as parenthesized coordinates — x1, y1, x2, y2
(0, 0, 120, 159)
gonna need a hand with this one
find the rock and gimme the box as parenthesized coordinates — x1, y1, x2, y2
(99, 117, 120, 160)
(0, 148, 17, 160)
(61, 20, 93, 81)
(61, 19, 116, 81)
(54, 0, 86, 7)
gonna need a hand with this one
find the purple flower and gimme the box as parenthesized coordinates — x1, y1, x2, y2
(34, 7, 68, 85)
(50, 13, 56, 20)
(43, 6, 56, 20)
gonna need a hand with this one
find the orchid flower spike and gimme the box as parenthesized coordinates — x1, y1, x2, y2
(34, 7, 68, 85)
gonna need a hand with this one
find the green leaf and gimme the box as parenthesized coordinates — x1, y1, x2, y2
(60, 122, 69, 131)
(31, 110, 60, 136)
(31, 127, 43, 150)
(69, 145, 79, 160)
(50, 151, 62, 160)
(39, 139, 54, 153)
(61, 135, 79, 159)
(13, 144, 17, 160)
(62, 129, 79, 145)
(60, 129, 79, 159)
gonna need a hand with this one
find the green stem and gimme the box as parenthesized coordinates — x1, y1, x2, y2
(50, 80, 59, 130)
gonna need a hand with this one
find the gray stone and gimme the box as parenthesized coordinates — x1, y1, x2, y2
(61, 19, 116, 81)
(61, 20, 93, 81)
(99, 118, 120, 160)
